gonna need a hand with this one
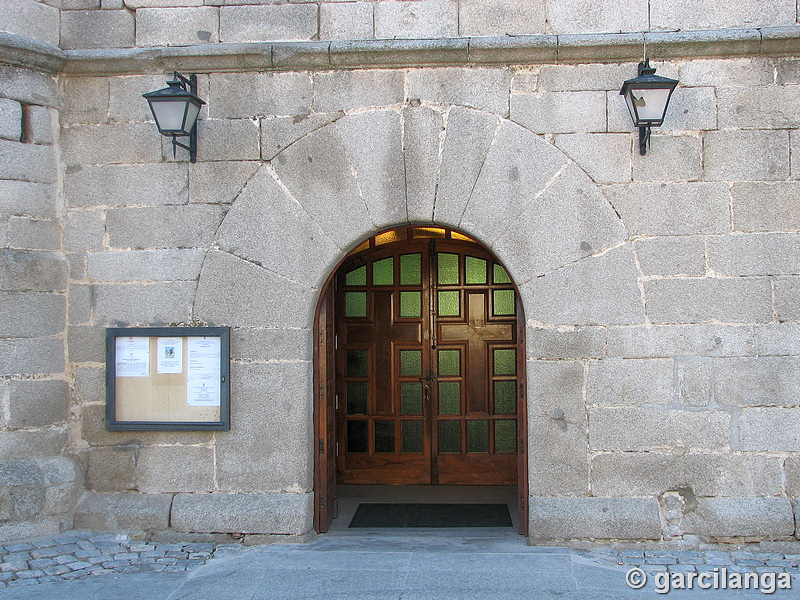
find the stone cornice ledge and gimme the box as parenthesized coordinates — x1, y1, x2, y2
(0, 32, 65, 74)
(40, 26, 800, 76)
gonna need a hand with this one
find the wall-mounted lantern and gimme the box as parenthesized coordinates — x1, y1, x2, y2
(620, 60, 678, 155)
(143, 72, 205, 163)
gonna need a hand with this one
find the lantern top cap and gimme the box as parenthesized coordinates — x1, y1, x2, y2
(619, 60, 678, 96)
(142, 73, 205, 105)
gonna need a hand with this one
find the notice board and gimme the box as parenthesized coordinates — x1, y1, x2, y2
(105, 327, 230, 430)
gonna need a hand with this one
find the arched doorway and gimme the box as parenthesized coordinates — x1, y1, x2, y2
(314, 226, 528, 533)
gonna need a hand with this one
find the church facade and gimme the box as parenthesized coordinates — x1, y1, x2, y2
(2, 0, 800, 545)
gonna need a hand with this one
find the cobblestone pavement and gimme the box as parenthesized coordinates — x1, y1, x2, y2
(0, 531, 247, 589)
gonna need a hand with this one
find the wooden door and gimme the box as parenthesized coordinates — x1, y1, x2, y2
(335, 230, 522, 487)
(313, 291, 337, 532)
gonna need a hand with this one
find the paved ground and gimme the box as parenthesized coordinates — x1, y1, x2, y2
(0, 530, 799, 599)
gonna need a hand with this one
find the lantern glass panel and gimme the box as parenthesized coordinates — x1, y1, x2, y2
(151, 99, 190, 134)
(629, 87, 672, 124)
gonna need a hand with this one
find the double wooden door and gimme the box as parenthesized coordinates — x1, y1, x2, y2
(334, 237, 523, 486)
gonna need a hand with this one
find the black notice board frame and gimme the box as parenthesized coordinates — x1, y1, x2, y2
(105, 326, 231, 431)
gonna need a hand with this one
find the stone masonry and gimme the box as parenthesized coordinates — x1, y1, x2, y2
(3, 0, 800, 545)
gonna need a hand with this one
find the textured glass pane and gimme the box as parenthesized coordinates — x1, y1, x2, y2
(465, 256, 487, 285)
(375, 229, 406, 245)
(346, 350, 368, 377)
(494, 348, 516, 376)
(346, 292, 367, 317)
(401, 382, 422, 415)
(352, 240, 370, 254)
(346, 381, 368, 414)
(493, 289, 515, 316)
(438, 253, 459, 285)
(495, 420, 516, 453)
(402, 420, 423, 453)
(450, 231, 475, 242)
(374, 421, 395, 453)
(438, 291, 460, 316)
(347, 420, 368, 453)
(467, 420, 489, 453)
(400, 350, 422, 376)
(439, 421, 461, 453)
(493, 263, 512, 284)
(400, 253, 421, 285)
(399, 291, 421, 318)
(438, 350, 460, 376)
(494, 380, 516, 414)
(414, 227, 446, 238)
(373, 257, 394, 286)
(345, 265, 366, 286)
(438, 381, 460, 414)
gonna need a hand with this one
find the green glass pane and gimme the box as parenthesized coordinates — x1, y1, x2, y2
(467, 420, 489, 453)
(346, 350, 367, 377)
(465, 256, 487, 285)
(402, 421, 423, 453)
(374, 421, 395, 453)
(438, 291, 460, 316)
(345, 265, 367, 286)
(399, 291, 421, 318)
(438, 381, 460, 415)
(438, 350, 460, 376)
(494, 380, 516, 414)
(346, 292, 367, 317)
(373, 257, 394, 286)
(495, 420, 517, 453)
(347, 421, 368, 453)
(493, 289, 515, 316)
(400, 253, 421, 285)
(346, 381, 368, 414)
(401, 382, 422, 415)
(400, 350, 422, 376)
(494, 348, 516, 376)
(439, 421, 461, 453)
(493, 263, 512, 284)
(438, 253, 459, 285)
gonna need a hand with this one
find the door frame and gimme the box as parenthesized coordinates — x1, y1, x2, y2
(313, 227, 529, 535)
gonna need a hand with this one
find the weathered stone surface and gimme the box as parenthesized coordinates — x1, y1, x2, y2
(632, 134, 702, 182)
(604, 182, 728, 236)
(0, 98, 22, 142)
(215, 167, 339, 288)
(86, 446, 136, 492)
(73, 492, 172, 531)
(336, 110, 407, 229)
(219, 4, 315, 43)
(313, 70, 405, 114)
(0, 292, 64, 338)
(189, 161, 259, 206)
(230, 328, 312, 362)
(680, 58, 776, 87)
(756, 323, 800, 356)
(591, 452, 783, 497)
(192, 119, 260, 162)
(708, 233, 800, 276)
(716, 357, 800, 407)
(586, 358, 673, 406)
(403, 105, 442, 223)
(25, 105, 53, 145)
(136, 7, 218, 47)
(635, 236, 705, 277)
(87, 249, 206, 282)
(261, 113, 342, 161)
(320, 1, 373, 40)
(519, 245, 645, 326)
(644, 278, 772, 324)
(718, 85, 800, 129)
(67, 325, 105, 363)
(527, 326, 607, 360)
(589, 407, 730, 451)
(492, 163, 626, 281)
(554, 133, 631, 184)
(66, 163, 188, 208)
(528, 360, 585, 420)
(731, 182, 800, 232)
(61, 77, 109, 126)
(0, 0, 60, 46)
(136, 446, 214, 493)
(92, 281, 196, 325)
(528, 416, 589, 496)
(0, 65, 58, 109)
(775, 277, 800, 321)
(407, 68, 509, 116)
(511, 91, 606, 134)
(69, 284, 92, 324)
(375, 0, 458, 39)
(461, 120, 569, 245)
(654, 0, 794, 30)
(705, 130, 789, 181)
(171, 492, 313, 535)
(8, 217, 60, 250)
(195, 250, 315, 329)
(0, 139, 56, 184)
(106, 205, 226, 249)
(459, 0, 546, 36)
(0, 338, 64, 376)
(683, 497, 795, 539)
(676, 357, 713, 407)
(740, 407, 800, 451)
(0, 181, 57, 218)
(72, 366, 104, 404)
(529, 497, 661, 541)
(60, 9, 135, 50)
(541, 62, 636, 92)
(209, 72, 312, 120)
(0, 250, 66, 292)
(0, 431, 66, 466)
(783, 456, 800, 497)
(62, 123, 162, 165)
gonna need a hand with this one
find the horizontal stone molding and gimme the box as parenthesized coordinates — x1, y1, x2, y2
(44, 26, 800, 76)
(0, 32, 65, 74)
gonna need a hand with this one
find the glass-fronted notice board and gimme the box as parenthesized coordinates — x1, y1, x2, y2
(105, 327, 230, 430)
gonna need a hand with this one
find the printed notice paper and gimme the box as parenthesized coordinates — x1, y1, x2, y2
(187, 337, 221, 406)
(116, 337, 150, 377)
(157, 337, 183, 374)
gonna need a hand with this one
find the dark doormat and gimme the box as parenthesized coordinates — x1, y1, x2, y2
(349, 503, 513, 528)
